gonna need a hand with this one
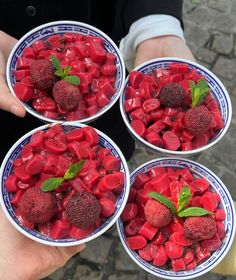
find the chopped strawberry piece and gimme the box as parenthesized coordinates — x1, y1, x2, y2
(126, 235, 147, 250)
(121, 203, 138, 222)
(138, 222, 158, 240)
(138, 243, 158, 261)
(153, 245, 169, 266)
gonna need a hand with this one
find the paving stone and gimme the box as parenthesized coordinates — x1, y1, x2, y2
(192, 272, 226, 280)
(211, 14, 236, 33)
(115, 242, 141, 271)
(79, 236, 113, 265)
(108, 273, 138, 280)
(73, 264, 103, 280)
(212, 56, 236, 80)
(232, 86, 236, 97)
(219, 167, 236, 201)
(185, 6, 215, 26)
(212, 33, 234, 55)
(194, 47, 217, 64)
(184, 21, 211, 48)
(207, 0, 232, 13)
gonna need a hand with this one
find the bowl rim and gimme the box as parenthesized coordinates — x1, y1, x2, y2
(116, 157, 236, 279)
(6, 20, 126, 124)
(0, 122, 130, 246)
(119, 57, 232, 156)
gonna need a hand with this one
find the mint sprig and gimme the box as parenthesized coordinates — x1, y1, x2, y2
(148, 185, 213, 218)
(177, 186, 191, 212)
(178, 207, 213, 217)
(148, 192, 177, 215)
(41, 160, 85, 192)
(50, 55, 80, 86)
(190, 79, 210, 108)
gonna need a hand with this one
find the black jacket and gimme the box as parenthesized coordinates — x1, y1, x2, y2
(0, 0, 183, 161)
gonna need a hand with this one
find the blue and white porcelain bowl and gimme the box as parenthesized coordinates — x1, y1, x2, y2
(6, 20, 125, 124)
(116, 157, 236, 279)
(0, 122, 130, 246)
(119, 58, 232, 157)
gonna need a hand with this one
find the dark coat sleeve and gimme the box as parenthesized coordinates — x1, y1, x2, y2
(113, 0, 183, 43)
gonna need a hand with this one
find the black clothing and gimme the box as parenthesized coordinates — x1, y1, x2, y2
(0, 0, 183, 162)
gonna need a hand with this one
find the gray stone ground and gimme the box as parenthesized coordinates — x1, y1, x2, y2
(45, 1, 236, 279)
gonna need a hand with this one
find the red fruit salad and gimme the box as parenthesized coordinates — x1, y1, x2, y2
(5, 124, 125, 240)
(13, 33, 117, 121)
(122, 165, 225, 272)
(124, 63, 224, 151)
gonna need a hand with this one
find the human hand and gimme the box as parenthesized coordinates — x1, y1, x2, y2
(134, 35, 195, 67)
(0, 207, 85, 280)
(0, 31, 25, 117)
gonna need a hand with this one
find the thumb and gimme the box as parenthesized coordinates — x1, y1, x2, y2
(0, 75, 26, 117)
(0, 50, 26, 117)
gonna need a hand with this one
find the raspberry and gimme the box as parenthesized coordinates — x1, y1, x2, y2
(144, 199, 172, 228)
(184, 216, 217, 241)
(159, 82, 186, 108)
(184, 105, 212, 136)
(30, 59, 57, 90)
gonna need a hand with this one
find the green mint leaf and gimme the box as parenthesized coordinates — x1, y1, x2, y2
(177, 186, 191, 212)
(64, 160, 85, 180)
(178, 207, 213, 217)
(62, 66, 72, 78)
(148, 192, 177, 215)
(190, 79, 210, 107)
(55, 69, 64, 77)
(50, 55, 62, 74)
(63, 75, 80, 85)
(41, 177, 64, 192)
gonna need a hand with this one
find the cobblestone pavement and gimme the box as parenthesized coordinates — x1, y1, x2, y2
(45, 1, 236, 279)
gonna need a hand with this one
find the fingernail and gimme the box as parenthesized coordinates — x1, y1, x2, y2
(10, 105, 21, 116)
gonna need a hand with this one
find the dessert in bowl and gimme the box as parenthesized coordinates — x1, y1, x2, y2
(117, 158, 235, 279)
(0, 123, 130, 246)
(7, 20, 125, 123)
(119, 58, 232, 157)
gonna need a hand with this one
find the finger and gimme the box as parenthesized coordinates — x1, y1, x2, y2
(0, 78, 26, 117)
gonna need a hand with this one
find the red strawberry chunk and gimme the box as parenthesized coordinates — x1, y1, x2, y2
(138, 243, 159, 261)
(44, 138, 67, 154)
(14, 83, 34, 102)
(66, 128, 84, 142)
(99, 197, 116, 217)
(88, 42, 106, 63)
(201, 235, 221, 252)
(125, 217, 144, 236)
(121, 203, 138, 222)
(126, 235, 147, 250)
(170, 232, 193, 246)
(25, 154, 46, 175)
(98, 172, 124, 191)
(215, 208, 226, 221)
(146, 131, 165, 148)
(131, 119, 146, 137)
(124, 97, 142, 112)
(171, 258, 186, 272)
(200, 192, 218, 212)
(152, 231, 166, 245)
(165, 241, 184, 259)
(132, 173, 150, 189)
(5, 174, 19, 193)
(102, 155, 121, 172)
(69, 225, 96, 239)
(169, 63, 189, 74)
(183, 248, 195, 265)
(186, 259, 197, 270)
(153, 245, 169, 266)
(216, 221, 225, 240)
(143, 98, 160, 113)
(163, 131, 180, 151)
(129, 71, 143, 89)
(138, 222, 159, 240)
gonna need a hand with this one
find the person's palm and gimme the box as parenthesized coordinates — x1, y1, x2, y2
(0, 208, 85, 279)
